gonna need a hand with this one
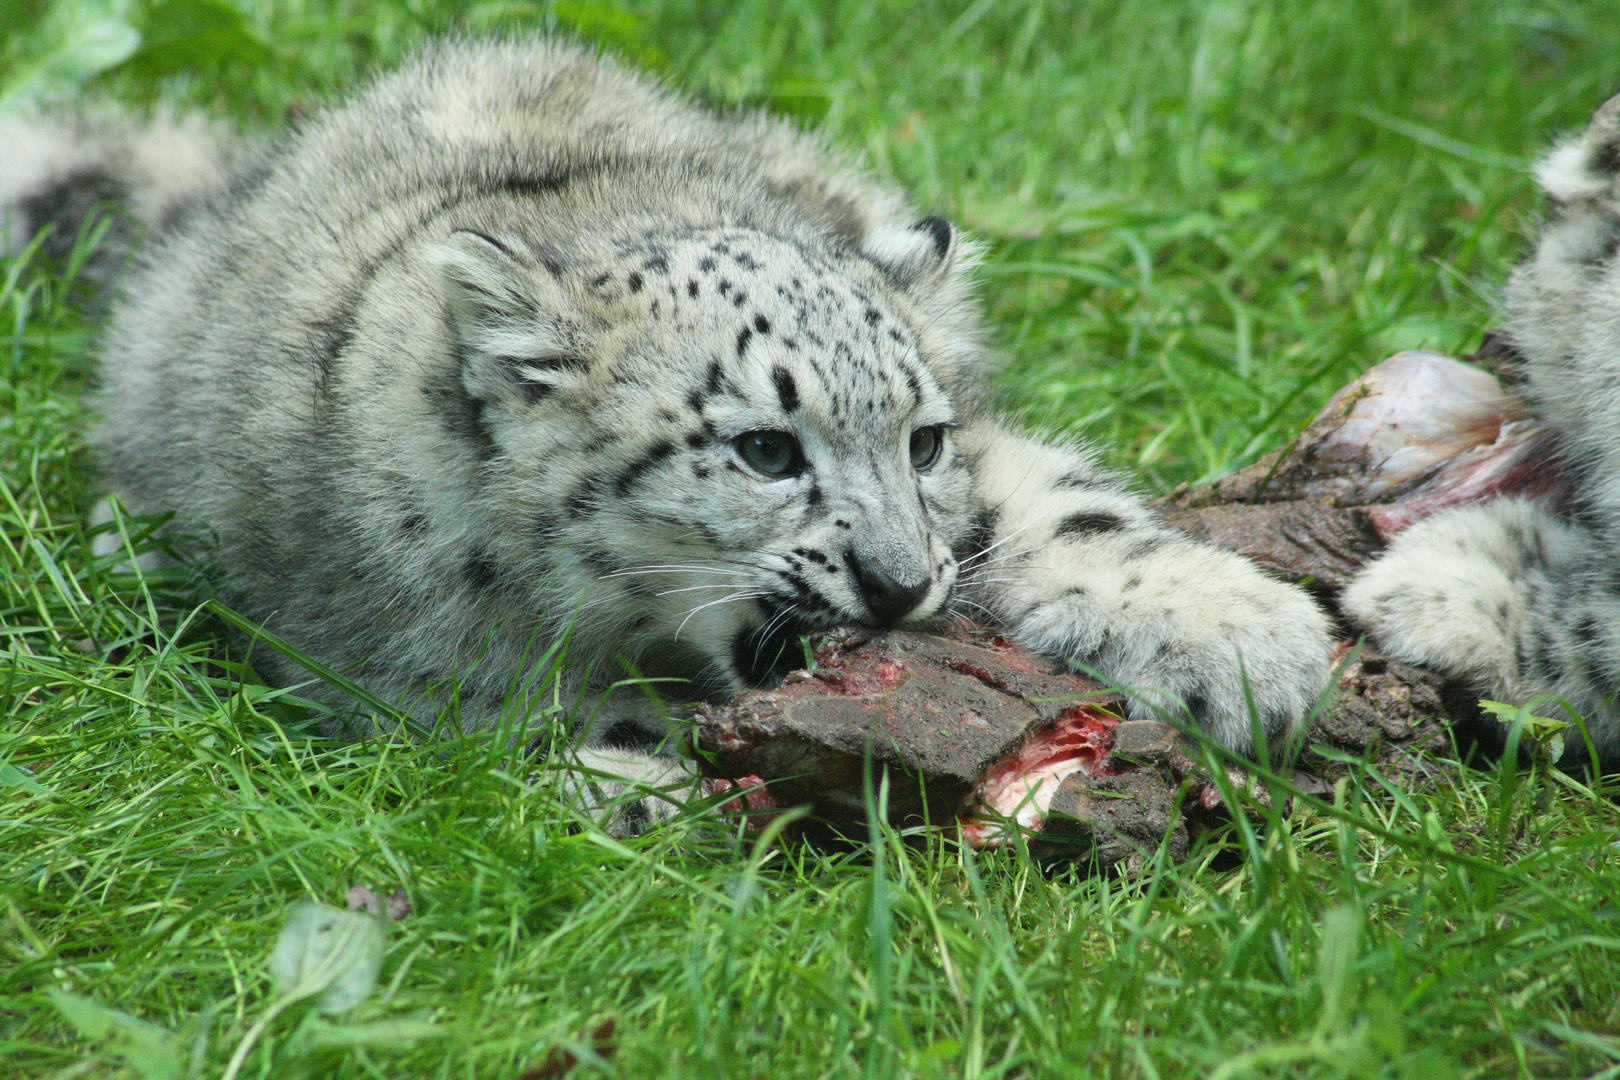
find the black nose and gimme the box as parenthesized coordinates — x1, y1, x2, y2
(846, 553, 930, 626)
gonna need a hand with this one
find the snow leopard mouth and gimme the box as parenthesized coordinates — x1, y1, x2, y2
(730, 604, 819, 689)
(729, 587, 955, 689)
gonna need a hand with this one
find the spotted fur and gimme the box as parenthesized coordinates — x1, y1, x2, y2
(9, 39, 1332, 830)
(1346, 95, 1620, 757)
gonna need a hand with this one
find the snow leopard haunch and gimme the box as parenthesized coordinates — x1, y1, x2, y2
(1346, 95, 1620, 759)
(6, 39, 1332, 826)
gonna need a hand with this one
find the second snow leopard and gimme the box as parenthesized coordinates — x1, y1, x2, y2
(3, 39, 1331, 826)
(1347, 94, 1620, 759)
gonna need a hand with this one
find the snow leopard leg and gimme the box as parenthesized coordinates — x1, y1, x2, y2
(557, 746, 699, 838)
(536, 688, 701, 838)
(957, 422, 1333, 757)
(1345, 96, 1620, 760)
(1342, 500, 1620, 754)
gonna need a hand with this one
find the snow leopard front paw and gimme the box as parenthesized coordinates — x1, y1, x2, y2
(557, 747, 699, 838)
(1342, 500, 1552, 697)
(1010, 548, 1333, 757)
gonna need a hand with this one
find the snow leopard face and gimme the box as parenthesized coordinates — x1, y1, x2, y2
(438, 222, 980, 692)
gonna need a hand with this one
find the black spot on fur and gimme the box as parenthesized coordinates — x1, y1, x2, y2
(423, 367, 496, 460)
(15, 167, 128, 265)
(567, 476, 603, 517)
(771, 367, 800, 412)
(584, 550, 634, 586)
(688, 279, 700, 297)
(514, 376, 554, 405)
(491, 169, 582, 199)
(1056, 511, 1125, 538)
(463, 548, 498, 590)
(699, 256, 717, 272)
(616, 800, 653, 835)
(705, 359, 723, 394)
(1597, 140, 1620, 177)
(1125, 536, 1167, 560)
(754, 313, 771, 334)
(307, 293, 361, 397)
(1587, 228, 1620, 265)
(916, 216, 954, 259)
(736, 327, 753, 356)
(400, 513, 425, 534)
(899, 363, 923, 402)
(641, 254, 669, 274)
(1575, 615, 1602, 650)
(581, 430, 623, 454)
(806, 483, 822, 505)
(864, 307, 882, 326)
(1534, 636, 1559, 680)
(508, 352, 589, 374)
(1053, 469, 1100, 490)
(614, 440, 676, 496)
(627, 271, 644, 293)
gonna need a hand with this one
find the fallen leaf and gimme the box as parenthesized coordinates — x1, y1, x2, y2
(269, 901, 386, 1015)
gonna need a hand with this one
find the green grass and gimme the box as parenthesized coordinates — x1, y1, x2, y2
(6, 1, 1620, 1076)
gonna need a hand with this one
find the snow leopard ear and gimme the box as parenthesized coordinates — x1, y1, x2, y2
(431, 229, 590, 407)
(860, 216, 959, 290)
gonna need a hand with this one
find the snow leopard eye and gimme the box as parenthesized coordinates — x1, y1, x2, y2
(736, 430, 804, 477)
(909, 425, 945, 471)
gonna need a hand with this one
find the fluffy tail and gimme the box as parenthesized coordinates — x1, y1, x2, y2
(0, 106, 236, 287)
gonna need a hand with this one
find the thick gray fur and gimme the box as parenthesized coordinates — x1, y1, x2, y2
(7, 39, 1331, 830)
(1346, 95, 1620, 758)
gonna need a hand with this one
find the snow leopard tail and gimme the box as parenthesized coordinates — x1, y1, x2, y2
(1345, 95, 1620, 758)
(0, 106, 238, 291)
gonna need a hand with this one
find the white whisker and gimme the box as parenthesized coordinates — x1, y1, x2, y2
(674, 590, 765, 642)
(608, 564, 753, 578)
(654, 583, 761, 596)
(957, 507, 1059, 570)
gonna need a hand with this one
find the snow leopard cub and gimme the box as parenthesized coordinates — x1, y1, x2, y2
(6, 39, 1330, 828)
(1346, 95, 1620, 760)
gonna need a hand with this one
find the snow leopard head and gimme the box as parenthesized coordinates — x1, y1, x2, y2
(432, 217, 984, 692)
